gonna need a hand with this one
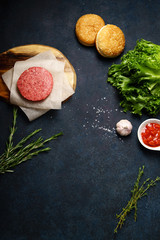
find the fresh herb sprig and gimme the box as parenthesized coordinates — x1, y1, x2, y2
(114, 166, 160, 233)
(0, 108, 63, 173)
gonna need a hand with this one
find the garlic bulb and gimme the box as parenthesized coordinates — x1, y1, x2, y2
(116, 119, 132, 136)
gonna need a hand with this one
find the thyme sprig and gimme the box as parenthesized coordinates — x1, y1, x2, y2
(0, 108, 63, 173)
(114, 166, 160, 233)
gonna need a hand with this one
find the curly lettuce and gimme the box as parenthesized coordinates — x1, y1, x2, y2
(107, 39, 160, 116)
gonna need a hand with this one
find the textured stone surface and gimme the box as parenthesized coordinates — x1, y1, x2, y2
(0, 0, 160, 239)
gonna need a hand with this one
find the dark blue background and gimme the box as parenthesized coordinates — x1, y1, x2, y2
(0, 0, 160, 239)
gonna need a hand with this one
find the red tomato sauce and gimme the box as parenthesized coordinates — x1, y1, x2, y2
(141, 123, 160, 147)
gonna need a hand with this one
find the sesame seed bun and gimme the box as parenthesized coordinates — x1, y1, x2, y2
(75, 14, 105, 47)
(96, 24, 125, 57)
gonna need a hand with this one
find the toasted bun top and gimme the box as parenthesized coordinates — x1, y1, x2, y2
(75, 14, 105, 46)
(96, 24, 125, 57)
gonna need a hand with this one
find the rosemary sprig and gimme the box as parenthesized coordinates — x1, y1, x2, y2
(0, 108, 63, 173)
(114, 166, 160, 233)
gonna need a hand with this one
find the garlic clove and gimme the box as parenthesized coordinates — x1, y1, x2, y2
(116, 119, 132, 136)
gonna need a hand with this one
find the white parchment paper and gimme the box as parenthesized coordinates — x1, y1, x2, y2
(2, 51, 75, 121)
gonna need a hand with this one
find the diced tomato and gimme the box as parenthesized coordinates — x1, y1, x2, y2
(148, 140, 155, 146)
(151, 130, 157, 136)
(147, 135, 153, 142)
(155, 123, 160, 129)
(141, 122, 160, 147)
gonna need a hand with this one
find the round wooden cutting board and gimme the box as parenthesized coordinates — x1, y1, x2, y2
(0, 44, 77, 102)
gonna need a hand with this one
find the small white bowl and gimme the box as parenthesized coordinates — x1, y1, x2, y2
(137, 118, 160, 151)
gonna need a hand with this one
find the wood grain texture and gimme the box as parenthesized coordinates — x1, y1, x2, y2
(0, 44, 77, 102)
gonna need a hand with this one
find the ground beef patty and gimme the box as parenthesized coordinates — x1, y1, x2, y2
(17, 67, 53, 101)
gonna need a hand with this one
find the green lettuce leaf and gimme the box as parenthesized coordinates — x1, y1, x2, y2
(107, 39, 160, 116)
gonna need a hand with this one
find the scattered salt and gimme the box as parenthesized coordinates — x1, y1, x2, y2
(82, 96, 119, 137)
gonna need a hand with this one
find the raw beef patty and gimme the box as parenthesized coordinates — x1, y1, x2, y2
(17, 67, 53, 101)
